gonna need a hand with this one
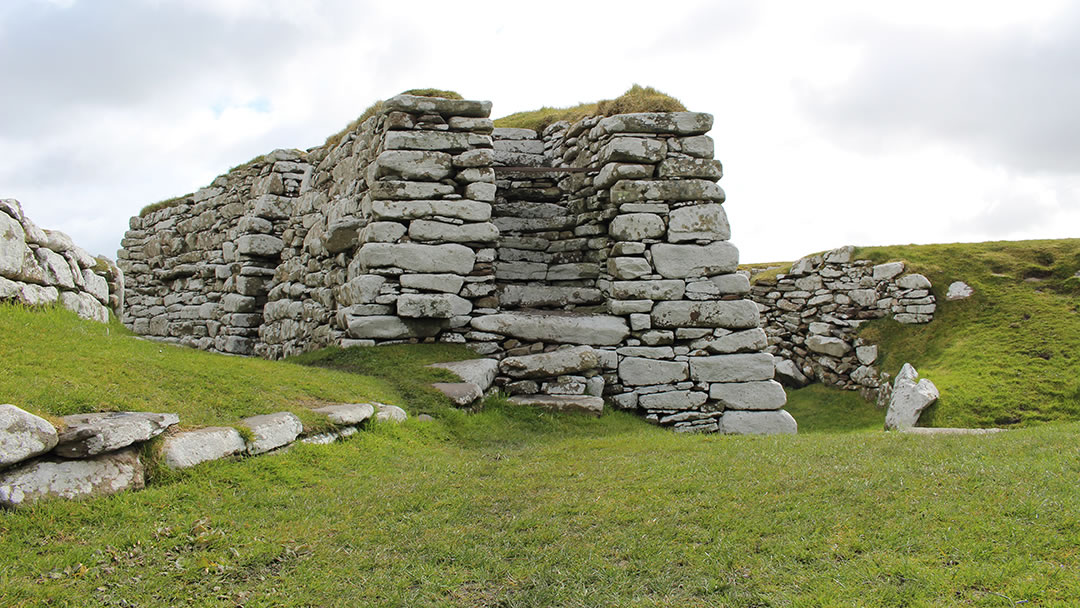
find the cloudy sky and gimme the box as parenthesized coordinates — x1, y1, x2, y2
(2, 0, 1077, 263)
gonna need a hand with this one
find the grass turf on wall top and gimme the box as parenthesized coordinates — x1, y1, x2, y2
(493, 84, 688, 132)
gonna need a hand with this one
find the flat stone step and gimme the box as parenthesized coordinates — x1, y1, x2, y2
(431, 382, 483, 407)
(507, 394, 604, 416)
(55, 411, 179, 458)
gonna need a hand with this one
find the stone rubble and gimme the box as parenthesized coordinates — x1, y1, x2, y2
(748, 248, 938, 403)
(884, 363, 939, 430)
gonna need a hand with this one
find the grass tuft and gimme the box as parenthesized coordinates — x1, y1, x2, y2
(400, 88, 462, 99)
(138, 196, 188, 217)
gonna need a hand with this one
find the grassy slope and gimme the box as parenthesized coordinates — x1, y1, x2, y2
(2, 409, 1078, 606)
(853, 239, 1080, 428)
(0, 303, 466, 432)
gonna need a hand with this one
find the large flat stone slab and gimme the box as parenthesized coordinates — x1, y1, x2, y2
(471, 312, 630, 346)
(358, 243, 476, 274)
(241, 412, 303, 455)
(432, 382, 483, 407)
(428, 359, 499, 391)
(347, 316, 445, 339)
(1, 404, 58, 470)
(54, 411, 179, 458)
(709, 380, 788, 410)
(651, 242, 739, 278)
(500, 346, 599, 379)
(720, 409, 797, 435)
(618, 357, 689, 386)
(597, 112, 714, 136)
(651, 300, 759, 330)
(507, 394, 603, 416)
(0, 448, 144, 508)
(312, 403, 375, 426)
(690, 354, 776, 383)
(161, 427, 246, 469)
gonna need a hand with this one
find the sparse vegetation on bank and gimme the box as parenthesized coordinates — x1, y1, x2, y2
(494, 84, 687, 132)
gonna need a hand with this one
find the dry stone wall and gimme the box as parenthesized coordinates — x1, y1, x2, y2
(1, 199, 120, 322)
(118, 94, 795, 435)
(748, 246, 937, 403)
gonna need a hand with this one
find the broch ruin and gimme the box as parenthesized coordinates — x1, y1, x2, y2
(114, 93, 796, 435)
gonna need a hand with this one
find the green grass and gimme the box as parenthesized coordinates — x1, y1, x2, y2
(785, 384, 885, 432)
(494, 84, 687, 132)
(3, 406, 1079, 606)
(0, 303, 467, 433)
(853, 239, 1080, 428)
(138, 195, 188, 217)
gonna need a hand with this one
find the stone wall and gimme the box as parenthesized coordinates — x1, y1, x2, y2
(748, 246, 937, 403)
(1, 199, 120, 322)
(118, 93, 795, 435)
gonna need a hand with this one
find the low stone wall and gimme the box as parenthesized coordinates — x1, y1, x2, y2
(117, 93, 795, 434)
(748, 246, 937, 402)
(0, 401, 405, 509)
(1, 199, 120, 322)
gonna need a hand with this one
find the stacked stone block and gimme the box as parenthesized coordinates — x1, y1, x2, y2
(1, 199, 117, 322)
(749, 246, 936, 402)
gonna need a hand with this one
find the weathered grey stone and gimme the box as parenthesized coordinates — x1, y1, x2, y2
(710, 380, 787, 410)
(397, 293, 472, 318)
(492, 127, 536, 140)
(253, 195, 292, 219)
(374, 150, 452, 181)
(384, 131, 476, 152)
(428, 358, 499, 391)
(0, 448, 144, 508)
(236, 235, 284, 257)
(0, 212, 27, 279)
(360, 221, 408, 243)
(611, 179, 725, 204)
(312, 403, 375, 425)
(347, 316, 444, 339)
(499, 285, 604, 307)
(704, 328, 768, 354)
(806, 335, 851, 357)
(679, 135, 714, 158)
(690, 353, 775, 382)
(611, 279, 685, 301)
(162, 426, 247, 469)
(81, 269, 110, 304)
(638, 390, 708, 410)
(0, 404, 58, 470)
(594, 163, 653, 189)
(856, 345, 879, 365)
(712, 273, 751, 295)
(651, 300, 759, 329)
(598, 112, 713, 135)
(774, 359, 810, 388)
(400, 273, 464, 294)
(358, 243, 475, 274)
(823, 246, 854, 264)
(337, 275, 386, 306)
(667, 204, 730, 243)
(873, 262, 905, 281)
(37, 248, 75, 288)
(609, 213, 665, 241)
(471, 312, 630, 346)
(897, 274, 932, 290)
(720, 409, 797, 435)
(507, 394, 603, 415)
(369, 181, 457, 201)
(375, 403, 408, 423)
(946, 281, 974, 300)
(618, 357, 688, 386)
(651, 242, 738, 278)
(607, 257, 653, 280)
(432, 382, 483, 407)
(885, 363, 939, 430)
(599, 137, 667, 164)
(383, 94, 492, 118)
(54, 412, 178, 459)
(547, 263, 599, 281)
(408, 220, 499, 243)
(60, 291, 109, 323)
(371, 198, 490, 222)
(501, 346, 599, 379)
(658, 158, 723, 180)
(241, 412, 303, 455)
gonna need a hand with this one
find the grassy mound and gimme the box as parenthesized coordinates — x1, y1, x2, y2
(494, 84, 687, 132)
(0, 303, 467, 433)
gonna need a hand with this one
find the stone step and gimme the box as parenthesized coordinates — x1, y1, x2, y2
(507, 394, 603, 416)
